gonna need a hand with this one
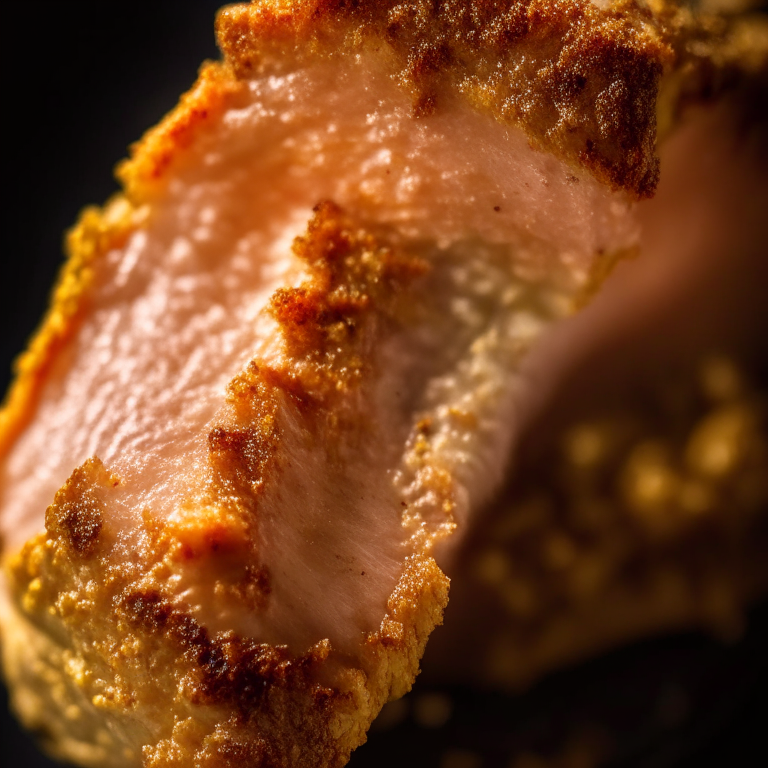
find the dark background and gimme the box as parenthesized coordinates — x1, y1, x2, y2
(1, 2, 766, 766)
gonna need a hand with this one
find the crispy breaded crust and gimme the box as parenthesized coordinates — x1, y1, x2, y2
(1, 3, 767, 767)
(117, 62, 247, 203)
(216, 1, 768, 198)
(7, 509, 447, 768)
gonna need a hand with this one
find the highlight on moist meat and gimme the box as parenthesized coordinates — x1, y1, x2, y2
(0, 2, 766, 767)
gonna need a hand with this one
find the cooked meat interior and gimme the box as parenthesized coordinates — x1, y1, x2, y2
(0, 2, 764, 767)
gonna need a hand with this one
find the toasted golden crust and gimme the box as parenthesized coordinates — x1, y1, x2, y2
(267, 200, 430, 404)
(7, 507, 447, 767)
(117, 62, 247, 203)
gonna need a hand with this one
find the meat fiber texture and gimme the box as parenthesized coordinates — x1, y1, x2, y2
(0, 2, 763, 767)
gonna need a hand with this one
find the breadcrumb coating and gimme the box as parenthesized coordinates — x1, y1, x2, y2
(217, 0, 673, 197)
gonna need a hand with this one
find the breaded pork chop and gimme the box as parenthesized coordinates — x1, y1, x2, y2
(0, 2, 763, 767)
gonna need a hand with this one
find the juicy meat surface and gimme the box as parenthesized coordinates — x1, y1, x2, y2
(0, 53, 637, 651)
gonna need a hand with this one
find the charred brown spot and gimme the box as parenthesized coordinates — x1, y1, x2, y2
(206, 366, 282, 500)
(416, 417, 433, 435)
(407, 41, 453, 82)
(119, 587, 332, 715)
(213, 736, 274, 766)
(209, 425, 275, 493)
(413, 90, 438, 118)
(58, 504, 102, 555)
(270, 285, 322, 329)
(247, 564, 271, 596)
(120, 588, 211, 654)
(209, 426, 273, 471)
(44, 457, 115, 556)
(232, 564, 273, 611)
(120, 589, 173, 632)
